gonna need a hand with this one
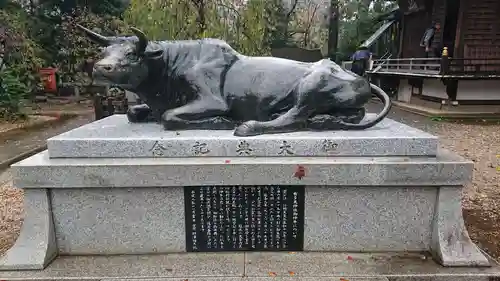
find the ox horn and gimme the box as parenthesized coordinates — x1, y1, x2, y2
(76, 24, 111, 46)
(130, 27, 148, 55)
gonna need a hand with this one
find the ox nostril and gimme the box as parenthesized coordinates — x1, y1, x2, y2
(96, 64, 114, 72)
(102, 65, 113, 72)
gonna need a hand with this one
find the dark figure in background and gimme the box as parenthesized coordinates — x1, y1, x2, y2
(79, 58, 95, 84)
(420, 22, 441, 58)
(350, 46, 372, 76)
(77, 25, 392, 137)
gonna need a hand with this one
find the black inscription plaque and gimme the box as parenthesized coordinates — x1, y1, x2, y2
(184, 185, 305, 252)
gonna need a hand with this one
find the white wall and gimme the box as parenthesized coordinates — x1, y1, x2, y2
(421, 79, 500, 101)
(397, 79, 412, 102)
(125, 90, 139, 103)
(457, 80, 500, 101)
(422, 79, 448, 100)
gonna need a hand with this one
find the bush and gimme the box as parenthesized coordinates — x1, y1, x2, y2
(0, 1, 44, 120)
(0, 68, 29, 121)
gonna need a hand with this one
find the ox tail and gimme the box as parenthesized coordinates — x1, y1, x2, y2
(337, 83, 392, 130)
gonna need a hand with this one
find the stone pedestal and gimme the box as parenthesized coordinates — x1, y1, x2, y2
(0, 115, 492, 275)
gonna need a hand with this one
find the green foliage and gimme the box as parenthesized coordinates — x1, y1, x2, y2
(0, 68, 29, 120)
(36, 0, 128, 17)
(0, 4, 44, 77)
(57, 7, 127, 84)
(0, 0, 128, 122)
(338, 0, 398, 59)
(124, 0, 292, 56)
(237, 0, 269, 55)
(289, 1, 328, 49)
(27, 0, 128, 79)
(263, 0, 293, 48)
(0, 1, 44, 119)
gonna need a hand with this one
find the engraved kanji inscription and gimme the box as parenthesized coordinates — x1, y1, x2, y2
(236, 140, 253, 156)
(193, 141, 210, 156)
(278, 141, 294, 156)
(184, 185, 305, 252)
(322, 140, 339, 153)
(149, 141, 167, 157)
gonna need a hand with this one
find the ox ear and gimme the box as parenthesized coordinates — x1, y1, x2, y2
(76, 24, 111, 46)
(143, 47, 164, 59)
(130, 27, 148, 56)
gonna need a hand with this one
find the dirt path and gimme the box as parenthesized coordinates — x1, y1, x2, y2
(0, 114, 95, 165)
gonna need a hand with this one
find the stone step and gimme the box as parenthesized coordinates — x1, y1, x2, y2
(12, 148, 471, 188)
(46, 114, 439, 158)
(1, 252, 498, 281)
(100, 276, 389, 281)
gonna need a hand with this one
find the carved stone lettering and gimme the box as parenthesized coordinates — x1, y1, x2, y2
(322, 140, 339, 153)
(193, 141, 210, 156)
(236, 140, 253, 156)
(149, 141, 167, 157)
(278, 141, 294, 156)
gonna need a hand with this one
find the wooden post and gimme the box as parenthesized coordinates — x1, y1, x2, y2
(123, 98, 129, 113)
(93, 94, 104, 120)
(440, 47, 450, 75)
(440, 47, 458, 105)
(328, 0, 339, 62)
(106, 97, 115, 117)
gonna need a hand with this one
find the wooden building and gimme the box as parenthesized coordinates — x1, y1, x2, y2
(366, 0, 500, 104)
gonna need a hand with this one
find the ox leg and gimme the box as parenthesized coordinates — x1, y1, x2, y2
(235, 70, 334, 136)
(161, 59, 236, 130)
(161, 99, 235, 130)
(127, 104, 155, 123)
(307, 108, 366, 130)
(234, 106, 307, 137)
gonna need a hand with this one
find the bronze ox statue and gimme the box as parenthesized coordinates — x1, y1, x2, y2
(77, 25, 391, 137)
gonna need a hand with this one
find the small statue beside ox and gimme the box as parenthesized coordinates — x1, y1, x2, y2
(77, 25, 391, 137)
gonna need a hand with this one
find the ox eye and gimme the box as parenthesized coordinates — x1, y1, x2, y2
(126, 53, 137, 60)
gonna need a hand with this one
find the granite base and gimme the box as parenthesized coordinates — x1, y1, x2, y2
(0, 116, 490, 272)
(0, 183, 489, 269)
(46, 115, 439, 158)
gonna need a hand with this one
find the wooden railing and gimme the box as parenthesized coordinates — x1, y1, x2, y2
(370, 58, 441, 73)
(370, 51, 500, 77)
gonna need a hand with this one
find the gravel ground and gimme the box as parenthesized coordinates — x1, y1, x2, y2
(0, 170, 21, 255)
(0, 103, 499, 259)
(366, 103, 500, 260)
(0, 112, 95, 254)
(365, 103, 500, 211)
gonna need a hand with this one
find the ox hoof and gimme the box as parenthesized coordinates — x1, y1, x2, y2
(126, 110, 140, 123)
(127, 104, 153, 123)
(234, 121, 260, 137)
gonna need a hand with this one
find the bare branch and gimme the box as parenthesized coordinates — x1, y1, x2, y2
(286, 0, 300, 20)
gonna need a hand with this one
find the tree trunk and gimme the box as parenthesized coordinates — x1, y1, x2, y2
(328, 0, 339, 61)
(191, 0, 206, 35)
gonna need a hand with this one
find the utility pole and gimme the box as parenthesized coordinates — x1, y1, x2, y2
(328, 0, 339, 62)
